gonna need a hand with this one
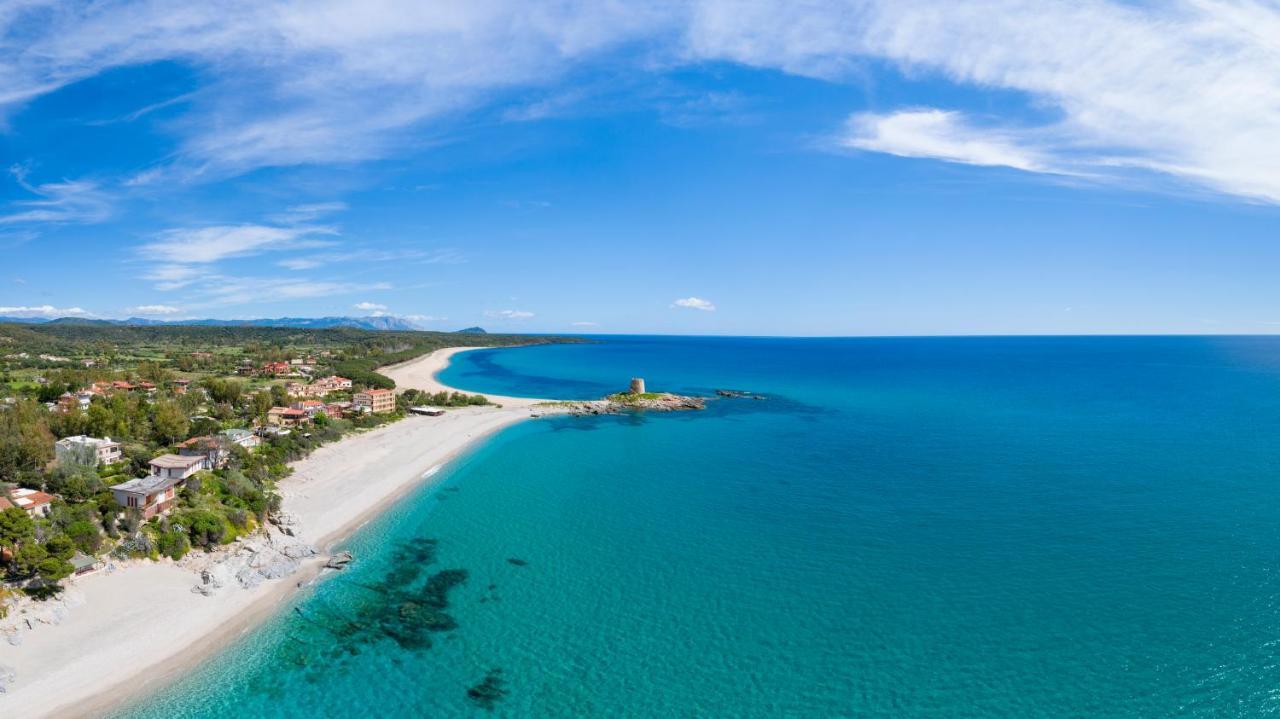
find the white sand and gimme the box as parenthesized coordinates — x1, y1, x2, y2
(0, 347, 554, 718)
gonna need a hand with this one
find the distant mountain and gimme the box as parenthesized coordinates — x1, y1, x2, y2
(454, 326, 487, 334)
(0, 315, 426, 331)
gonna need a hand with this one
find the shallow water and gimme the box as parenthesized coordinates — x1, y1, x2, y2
(117, 336, 1280, 717)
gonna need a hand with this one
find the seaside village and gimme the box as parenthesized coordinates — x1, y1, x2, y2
(0, 345, 489, 631)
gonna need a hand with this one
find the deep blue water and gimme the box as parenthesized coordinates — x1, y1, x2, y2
(117, 336, 1280, 717)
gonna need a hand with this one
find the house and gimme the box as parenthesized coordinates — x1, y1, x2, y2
(267, 406, 309, 428)
(326, 401, 352, 418)
(57, 392, 92, 413)
(111, 380, 137, 392)
(292, 400, 327, 419)
(176, 436, 231, 469)
(260, 361, 291, 377)
(257, 425, 292, 438)
(220, 428, 261, 450)
(2, 488, 55, 518)
(148, 453, 208, 480)
(316, 375, 353, 392)
(55, 435, 123, 466)
(354, 388, 396, 414)
(109, 475, 181, 518)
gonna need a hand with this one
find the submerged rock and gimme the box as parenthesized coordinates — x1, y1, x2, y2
(466, 668, 507, 710)
(506, 558, 527, 567)
(326, 551, 354, 570)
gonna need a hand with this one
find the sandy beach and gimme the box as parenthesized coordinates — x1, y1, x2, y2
(0, 346, 551, 718)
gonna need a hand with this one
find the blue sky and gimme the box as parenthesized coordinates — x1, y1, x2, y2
(2, 1, 1280, 336)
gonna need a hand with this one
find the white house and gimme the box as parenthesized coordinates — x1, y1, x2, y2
(148, 453, 208, 480)
(220, 428, 261, 450)
(55, 435, 123, 466)
(110, 475, 181, 518)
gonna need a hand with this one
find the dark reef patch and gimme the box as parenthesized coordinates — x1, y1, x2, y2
(467, 668, 508, 710)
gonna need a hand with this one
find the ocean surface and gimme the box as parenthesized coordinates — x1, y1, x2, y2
(115, 336, 1280, 718)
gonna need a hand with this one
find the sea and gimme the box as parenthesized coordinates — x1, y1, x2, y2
(115, 335, 1280, 718)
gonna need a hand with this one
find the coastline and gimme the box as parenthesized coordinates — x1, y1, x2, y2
(0, 346, 556, 718)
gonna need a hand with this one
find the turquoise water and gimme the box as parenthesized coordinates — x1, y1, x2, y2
(117, 336, 1280, 717)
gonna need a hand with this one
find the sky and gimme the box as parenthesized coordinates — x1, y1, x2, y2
(2, 0, 1280, 336)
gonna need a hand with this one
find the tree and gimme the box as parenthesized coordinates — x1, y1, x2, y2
(11, 542, 46, 577)
(151, 400, 188, 445)
(36, 556, 73, 584)
(0, 400, 54, 481)
(252, 391, 273, 420)
(44, 534, 75, 561)
(0, 507, 35, 551)
(62, 521, 101, 554)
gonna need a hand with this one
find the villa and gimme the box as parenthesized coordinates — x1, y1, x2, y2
(354, 388, 396, 414)
(267, 406, 309, 427)
(176, 436, 231, 469)
(1, 488, 55, 518)
(55, 435, 123, 466)
(220, 428, 261, 450)
(316, 375, 353, 391)
(148, 453, 208, 480)
(109, 475, 181, 518)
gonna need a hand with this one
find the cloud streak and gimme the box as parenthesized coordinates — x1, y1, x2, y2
(2, 1, 1279, 203)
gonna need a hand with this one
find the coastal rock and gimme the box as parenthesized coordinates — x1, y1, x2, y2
(326, 551, 353, 570)
(282, 543, 318, 560)
(270, 511, 301, 537)
(601, 392, 706, 412)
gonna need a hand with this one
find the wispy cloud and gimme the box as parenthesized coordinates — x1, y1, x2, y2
(277, 247, 463, 272)
(841, 110, 1053, 174)
(671, 297, 715, 311)
(269, 202, 348, 225)
(0, 304, 90, 318)
(353, 301, 387, 312)
(0, 165, 112, 225)
(687, 0, 1280, 203)
(139, 224, 336, 264)
(485, 309, 534, 320)
(571, 321, 598, 326)
(3, 2, 1279, 204)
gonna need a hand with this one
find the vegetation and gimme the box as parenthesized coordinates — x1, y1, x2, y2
(0, 323, 570, 599)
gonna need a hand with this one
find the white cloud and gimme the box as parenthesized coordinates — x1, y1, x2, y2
(0, 165, 112, 225)
(2, 2, 1279, 203)
(571, 321, 598, 326)
(686, 0, 1280, 202)
(127, 304, 182, 315)
(671, 297, 716, 311)
(269, 202, 348, 224)
(278, 247, 463, 271)
(842, 110, 1051, 173)
(353, 301, 387, 312)
(0, 305, 90, 318)
(485, 309, 534, 320)
(139, 224, 336, 264)
(405, 314, 446, 322)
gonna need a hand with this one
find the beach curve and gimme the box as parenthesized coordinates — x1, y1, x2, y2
(0, 347, 556, 718)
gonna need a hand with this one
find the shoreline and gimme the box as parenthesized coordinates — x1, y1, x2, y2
(0, 346, 556, 718)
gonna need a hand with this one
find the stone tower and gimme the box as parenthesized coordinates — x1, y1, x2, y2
(629, 377, 646, 394)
